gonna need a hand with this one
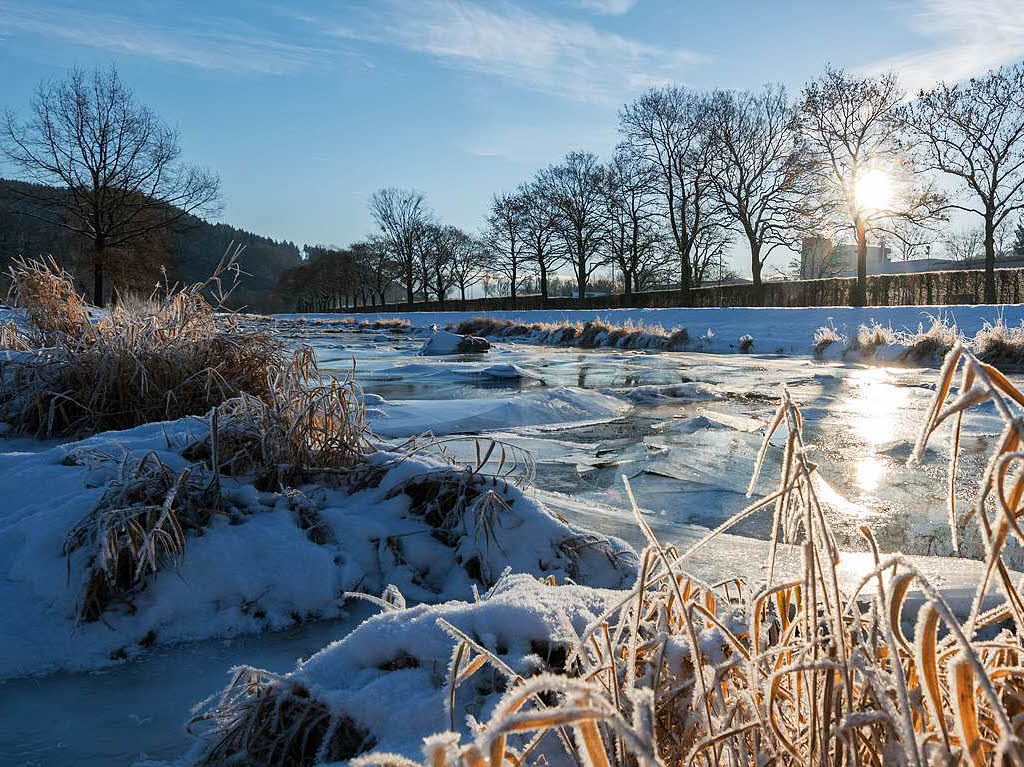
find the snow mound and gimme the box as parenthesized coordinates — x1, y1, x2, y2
(419, 330, 490, 356)
(369, 388, 629, 438)
(0, 420, 636, 678)
(189, 575, 620, 764)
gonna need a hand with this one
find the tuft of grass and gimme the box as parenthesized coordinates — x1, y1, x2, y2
(848, 320, 899, 356)
(905, 315, 962, 362)
(189, 667, 377, 767)
(184, 347, 376, 490)
(973, 318, 1024, 366)
(0, 250, 283, 438)
(63, 451, 220, 622)
(812, 323, 844, 357)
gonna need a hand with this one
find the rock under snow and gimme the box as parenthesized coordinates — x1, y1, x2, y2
(419, 330, 490, 356)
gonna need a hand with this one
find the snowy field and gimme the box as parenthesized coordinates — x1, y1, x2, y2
(2, 309, 1022, 765)
(278, 303, 1024, 355)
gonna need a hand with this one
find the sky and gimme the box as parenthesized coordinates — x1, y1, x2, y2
(2, 0, 1024, 277)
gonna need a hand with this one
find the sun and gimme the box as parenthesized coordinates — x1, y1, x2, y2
(854, 168, 893, 212)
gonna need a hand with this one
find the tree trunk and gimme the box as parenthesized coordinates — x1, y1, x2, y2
(749, 238, 764, 306)
(984, 211, 997, 303)
(577, 260, 586, 307)
(853, 220, 868, 307)
(539, 258, 548, 305)
(93, 241, 105, 308)
(405, 264, 414, 306)
(623, 268, 633, 297)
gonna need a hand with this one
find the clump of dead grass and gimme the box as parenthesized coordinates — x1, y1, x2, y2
(0, 250, 283, 437)
(63, 450, 220, 622)
(848, 320, 900, 357)
(973, 318, 1024, 366)
(242, 344, 1024, 767)
(184, 347, 376, 490)
(812, 323, 844, 357)
(451, 317, 689, 352)
(905, 315, 962, 362)
(189, 667, 376, 767)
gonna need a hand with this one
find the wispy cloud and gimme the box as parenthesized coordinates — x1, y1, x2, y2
(327, 0, 703, 104)
(571, 0, 639, 15)
(865, 0, 1024, 92)
(0, 1, 329, 75)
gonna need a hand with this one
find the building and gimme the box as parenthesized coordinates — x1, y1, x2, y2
(799, 237, 895, 279)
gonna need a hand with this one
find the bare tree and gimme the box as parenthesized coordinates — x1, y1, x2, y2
(1, 64, 220, 307)
(942, 227, 985, 264)
(352, 237, 397, 306)
(798, 67, 943, 306)
(708, 84, 817, 292)
(619, 87, 729, 296)
(601, 148, 669, 296)
(520, 178, 565, 303)
(483, 191, 530, 306)
(443, 227, 486, 303)
(881, 219, 933, 262)
(369, 187, 428, 305)
(904, 63, 1024, 301)
(543, 151, 607, 303)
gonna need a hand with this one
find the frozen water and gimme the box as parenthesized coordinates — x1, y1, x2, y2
(5, 315, 1024, 765)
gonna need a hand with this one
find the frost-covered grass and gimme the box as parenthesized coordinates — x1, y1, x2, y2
(452, 317, 697, 353)
(0, 254, 282, 437)
(189, 347, 1024, 767)
(813, 314, 1014, 366)
(973, 318, 1024, 365)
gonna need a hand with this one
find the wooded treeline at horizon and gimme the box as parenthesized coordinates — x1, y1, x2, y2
(4, 61, 1024, 311)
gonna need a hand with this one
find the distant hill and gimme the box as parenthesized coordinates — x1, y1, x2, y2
(0, 178, 301, 311)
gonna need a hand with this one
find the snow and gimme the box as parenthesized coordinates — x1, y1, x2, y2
(368, 387, 628, 438)
(281, 305, 1024, 357)
(0, 417, 636, 679)
(6, 309, 1024, 764)
(186, 576, 625, 764)
(419, 330, 490, 355)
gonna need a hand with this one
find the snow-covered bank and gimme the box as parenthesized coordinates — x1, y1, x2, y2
(277, 305, 1024, 358)
(0, 416, 636, 679)
(187, 549, 1018, 766)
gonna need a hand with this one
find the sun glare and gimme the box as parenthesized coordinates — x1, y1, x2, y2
(854, 168, 893, 212)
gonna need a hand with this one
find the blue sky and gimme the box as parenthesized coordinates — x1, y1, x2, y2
(2, 0, 1023, 276)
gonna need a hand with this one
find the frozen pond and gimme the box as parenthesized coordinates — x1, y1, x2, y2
(305, 323, 1004, 558)
(2, 320, 1014, 766)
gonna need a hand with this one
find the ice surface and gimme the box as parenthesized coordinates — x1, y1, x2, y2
(7, 309, 1024, 764)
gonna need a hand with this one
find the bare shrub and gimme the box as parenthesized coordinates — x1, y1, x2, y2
(0, 251, 282, 437)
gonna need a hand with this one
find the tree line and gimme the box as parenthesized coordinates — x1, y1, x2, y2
(284, 62, 1024, 309)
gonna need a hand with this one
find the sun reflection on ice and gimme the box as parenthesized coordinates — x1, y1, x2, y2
(844, 368, 911, 495)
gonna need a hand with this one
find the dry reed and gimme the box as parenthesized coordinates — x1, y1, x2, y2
(0, 250, 282, 437)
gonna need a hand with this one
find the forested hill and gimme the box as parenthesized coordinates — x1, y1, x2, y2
(0, 179, 301, 311)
